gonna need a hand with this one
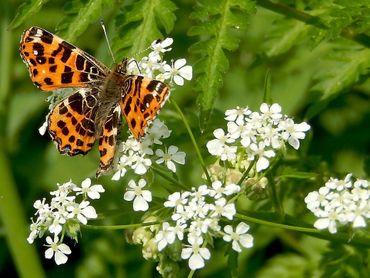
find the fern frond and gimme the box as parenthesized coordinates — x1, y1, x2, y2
(319, 243, 369, 277)
(306, 42, 370, 118)
(56, 0, 113, 43)
(9, 0, 50, 29)
(262, 18, 311, 58)
(188, 0, 255, 127)
(112, 0, 177, 59)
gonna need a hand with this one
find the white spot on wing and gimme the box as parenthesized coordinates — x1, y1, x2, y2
(33, 50, 38, 55)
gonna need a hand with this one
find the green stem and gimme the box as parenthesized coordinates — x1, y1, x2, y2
(83, 221, 159, 230)
(237, 160, 255, 185)
(171, 100, 212, 184)
(151, 165, 188, 191)
(0, 16, 45, 278)
(0, 152, 46, 278)
(235, 213, 370, 248)
(256, 0, 370, 48)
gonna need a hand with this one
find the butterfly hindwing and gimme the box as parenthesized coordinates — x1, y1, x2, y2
(20, 26, 108, 91)
(97, 105, 121, 176)
(48, 88, 100, 155)
(119, 76, 170, 138)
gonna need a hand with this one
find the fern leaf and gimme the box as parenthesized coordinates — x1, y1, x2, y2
(9, 0, 50, 29)
(188, 0, 255, 127)
(56, 0, 113, 43)
(262, 18, 311, 58)
(112, 0, 177, 59)
(319, 243, 370, 277)
(306, 42, 370, 118)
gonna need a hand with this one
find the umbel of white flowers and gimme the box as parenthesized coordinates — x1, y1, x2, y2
(207, 103, 310, 172)
(305, 174, 370, 234)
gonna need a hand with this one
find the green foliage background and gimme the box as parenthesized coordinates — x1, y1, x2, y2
(0, 0, 370, 277)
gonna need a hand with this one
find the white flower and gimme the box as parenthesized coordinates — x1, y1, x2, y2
(163, 58, 192, 86)
(181, 236, 211, 270)
(124, 179, 152, 211)
(279, 119, 310, 149)
(44, 236, 71, 265)
(156, 145, 186, 172)
(73, 178, 105, 199)
(67, 201, 97, 225)
(151, 37, 173, 53)
(207, 128, 235, 158)
(208, 181, 240, 199)
(223, 222, 254, 252)
(164, 192, 189, 210)
(249, 142, 275, 172)
(225, 106, 251, 125)
(211, 198, 236, 220)
(260, 103, 282, 121)
(132, 155, 152, 175)
(155, 222, 176, 251)
(306, 174, 370, 233)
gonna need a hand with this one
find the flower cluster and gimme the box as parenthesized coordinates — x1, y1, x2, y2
(207, 103, 310, 172)
(113, 119, 186, 181)
(305, 174, 370, 233)
(150, 180, 253, 271)
(127, 38, 192, 86)
(28, 178, 104, 264)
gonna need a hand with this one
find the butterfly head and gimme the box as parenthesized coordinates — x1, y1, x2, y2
(115, 58, 129, 75)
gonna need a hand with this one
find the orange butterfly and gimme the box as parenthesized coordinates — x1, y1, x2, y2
(20, 27, 170, 176)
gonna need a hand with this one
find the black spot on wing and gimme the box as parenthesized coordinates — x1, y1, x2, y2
(61, 72, 73, 83)
(76, 55, 85, 70)
(41, 31, 53, 44)
(32, 43, 44, 56)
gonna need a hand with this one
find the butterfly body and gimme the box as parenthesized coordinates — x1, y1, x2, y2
(20, 27, 170, 176)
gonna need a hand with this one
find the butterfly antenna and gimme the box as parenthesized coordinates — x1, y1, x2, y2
(100, 19, 116, 63)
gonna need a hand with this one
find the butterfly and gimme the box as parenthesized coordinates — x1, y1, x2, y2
(19, 26, 170, 177)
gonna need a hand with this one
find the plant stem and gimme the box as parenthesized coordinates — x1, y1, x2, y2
(235, 213, 370, 248)
(256, 0, 370, 48)
(0, 16, 45, 278)
(84, 221, 159, 230)
(171, 100, 212, 184)
(151, 165, 188, 190)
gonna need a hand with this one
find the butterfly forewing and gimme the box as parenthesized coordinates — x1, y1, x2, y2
(119, 76, 170, 138)
(20, 26, 108, 90)
(48, 88, 99, 155)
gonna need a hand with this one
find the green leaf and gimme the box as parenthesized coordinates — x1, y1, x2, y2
(112, 0, 177, 59)
(227, 250, 238, 278)
(9, 0, 50, 29)
(319, 243, 370, 278)
(306, 43, 370, 119)
(188, 0, 255, 128)
(56, 0, 113, 43)
(255, 253, 309, 278)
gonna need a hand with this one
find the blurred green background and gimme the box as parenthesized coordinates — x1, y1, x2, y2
(1, 0, 370, 277)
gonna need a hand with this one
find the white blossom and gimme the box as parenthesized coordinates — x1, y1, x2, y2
(156, 145, 186, 172)
(223, 222, 254, 252)
(305, 174, 370, 233)
(181, 237, 211, 270)
(44, 236, 71, 265)
(124, 179, 152, 211)
(73, 178, 105, 199)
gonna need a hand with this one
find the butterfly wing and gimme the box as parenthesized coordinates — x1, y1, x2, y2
(96, 105, 121, 177)
(119, 76, 170, 138)
(48, 88, 100, 155)
(20, 26, 108, 90)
